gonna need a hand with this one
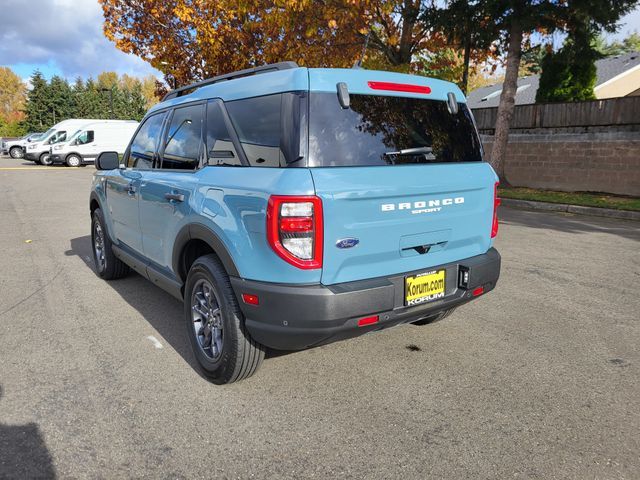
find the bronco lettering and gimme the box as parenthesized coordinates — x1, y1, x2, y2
(381, 197, 465, 212)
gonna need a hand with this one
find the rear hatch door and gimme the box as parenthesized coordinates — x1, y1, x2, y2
(306, 69, 496, 285)
(311, 163, 496, 285)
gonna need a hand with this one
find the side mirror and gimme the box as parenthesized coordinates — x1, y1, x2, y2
(447, 92, 459, 115)
(96, 151, 120, 170)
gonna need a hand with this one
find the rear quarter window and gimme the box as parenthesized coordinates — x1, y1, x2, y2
(225, 95, 285, 167)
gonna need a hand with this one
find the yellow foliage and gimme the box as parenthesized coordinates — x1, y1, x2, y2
(0, 67, 26, 123)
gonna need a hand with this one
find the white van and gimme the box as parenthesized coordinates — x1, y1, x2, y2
(50, 121, 139, 167)
(24, 119, 104, 165)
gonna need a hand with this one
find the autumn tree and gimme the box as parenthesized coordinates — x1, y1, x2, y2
(422, 0, 501, 94)
(100, 0, 372, 87)
(0, 67, 26, 126)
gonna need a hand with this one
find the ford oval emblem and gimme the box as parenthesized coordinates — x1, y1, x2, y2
(336, 238, 359, 249)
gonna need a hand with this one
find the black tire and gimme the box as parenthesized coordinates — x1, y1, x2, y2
(411, 308, 456, 326)
(40, 152, 53, 166)
(91, 208, 130, 280)
(9, 146, 23, 159)
(184, 254, 265, 384)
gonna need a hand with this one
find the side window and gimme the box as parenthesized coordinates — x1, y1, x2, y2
(127, 113, 165, 169)
(225, 94, 284, 167)
(206, 101, 241, 166)
(48, 131, 66, 144)
(77, 131, 94, 145)
(161, 104, 204, 170)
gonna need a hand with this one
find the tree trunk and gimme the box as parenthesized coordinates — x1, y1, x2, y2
(461, 26, 472, 95)
(490, 19, 523, 185)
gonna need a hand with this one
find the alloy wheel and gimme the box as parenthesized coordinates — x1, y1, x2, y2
(93, 222, 106, 272)
(191, 279, 224, 360)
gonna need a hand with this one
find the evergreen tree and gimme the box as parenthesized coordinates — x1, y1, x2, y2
(24, 71, 49, 131)
(70, 77, 86, 117)
(22, 71, 159, 129)
(128, 82, 148, 121)
(82, 78, 107, 119)
(47, 76, 73, 124)
(594, 31, 640, 57)
(536, 25, 599, 103)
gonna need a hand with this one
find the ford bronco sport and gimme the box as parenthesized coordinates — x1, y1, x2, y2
(90, 62, 501, 384)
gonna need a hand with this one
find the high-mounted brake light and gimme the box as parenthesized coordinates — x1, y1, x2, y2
(368, 81, 431, 95)
(267, 195, 323, 269)
(491, 182, 500, 238)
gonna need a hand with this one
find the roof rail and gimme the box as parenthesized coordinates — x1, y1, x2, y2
(161, 61, 299, 102)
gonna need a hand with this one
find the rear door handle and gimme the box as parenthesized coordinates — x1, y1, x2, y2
(165, 192, 185, 202)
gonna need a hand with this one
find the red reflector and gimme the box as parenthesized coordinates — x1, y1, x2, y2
(242, 293, 259, 305)
(280, 216, 313, 232)
(472, 286, 484, 297)
(491, 182, 500, 238)
(358, 315, 379, 327)
(368, 81, 431, 94)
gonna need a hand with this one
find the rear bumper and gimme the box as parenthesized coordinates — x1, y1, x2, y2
(231, 248, 500, 350)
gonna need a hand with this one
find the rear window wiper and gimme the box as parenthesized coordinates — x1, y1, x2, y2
(383, 146, 436, 164)
(384, 146, 433, 156)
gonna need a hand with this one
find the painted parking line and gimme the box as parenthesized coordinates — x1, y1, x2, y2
(0, 167, 82, 170)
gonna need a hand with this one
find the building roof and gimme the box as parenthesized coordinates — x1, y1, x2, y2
(467, 51, 640, 108)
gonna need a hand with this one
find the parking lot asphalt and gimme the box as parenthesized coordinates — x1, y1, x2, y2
(0, 155, 639, 479)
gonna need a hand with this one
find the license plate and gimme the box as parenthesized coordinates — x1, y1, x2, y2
(405, 270, 446, 306)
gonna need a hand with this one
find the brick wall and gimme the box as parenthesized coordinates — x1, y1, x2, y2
(482, 131, 640, 196)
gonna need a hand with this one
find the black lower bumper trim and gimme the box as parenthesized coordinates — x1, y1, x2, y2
(231, 248, 501, 351)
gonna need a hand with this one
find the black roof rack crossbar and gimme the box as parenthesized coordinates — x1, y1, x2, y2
(162, 61, 299, 101)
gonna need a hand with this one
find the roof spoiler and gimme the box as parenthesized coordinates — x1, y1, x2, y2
(161, 61, 299, 102)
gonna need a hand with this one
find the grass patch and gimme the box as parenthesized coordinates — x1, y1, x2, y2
(499, 187, 640, 212)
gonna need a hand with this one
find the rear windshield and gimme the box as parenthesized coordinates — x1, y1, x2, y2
(308, 93, 483, 167)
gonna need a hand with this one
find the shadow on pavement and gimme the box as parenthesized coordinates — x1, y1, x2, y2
(67, 235, 205, 375)
(500, 206, 640, 242)
(0, 386, 56, 479)
(66, 236, 302, 378)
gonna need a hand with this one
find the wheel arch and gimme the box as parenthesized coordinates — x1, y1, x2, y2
(89, 191, 114, 239)
(89, 191, 102, 214)
(173, 223, 240, 284)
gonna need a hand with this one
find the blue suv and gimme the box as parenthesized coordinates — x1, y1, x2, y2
(90, 62, 501, 384)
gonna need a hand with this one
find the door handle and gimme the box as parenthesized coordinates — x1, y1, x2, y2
(127, 182, 136, 196)
(165, 192, 185, 202)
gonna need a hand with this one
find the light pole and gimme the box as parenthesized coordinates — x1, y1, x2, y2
(100, 87, 114, 119)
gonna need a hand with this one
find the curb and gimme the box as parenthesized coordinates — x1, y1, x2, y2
(501, 198, 640, 221)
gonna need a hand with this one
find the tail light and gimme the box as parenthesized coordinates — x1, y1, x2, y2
(491, 182, 500, 238)
(267, 195, 323, 269)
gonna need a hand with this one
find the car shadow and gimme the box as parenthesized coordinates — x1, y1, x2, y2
(0, 386, 57, 479)
(500, 205, 640, 242)
(66, 236, 301, 378)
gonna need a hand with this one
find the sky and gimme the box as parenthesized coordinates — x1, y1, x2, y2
(0, 0, 162, 82)
(0, 0, 639, 84)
